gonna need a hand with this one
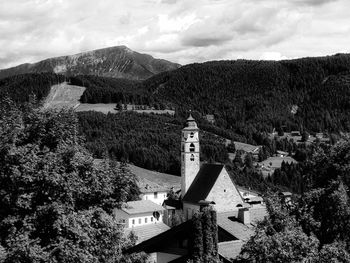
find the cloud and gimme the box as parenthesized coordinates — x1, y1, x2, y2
(0, 0, 349, 68)
(161, 0, 178, 4)
(260, 52, 289, 60)
(291, 0, 338, 6)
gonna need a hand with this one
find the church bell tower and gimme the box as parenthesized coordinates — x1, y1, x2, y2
(181, 114, 200, 198)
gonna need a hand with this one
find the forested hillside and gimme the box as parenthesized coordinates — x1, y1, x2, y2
(69, 75, 145, 104)
(139, 54, 350, 134)
(0, 73, 65, 103)
(78, 111, 229, 175)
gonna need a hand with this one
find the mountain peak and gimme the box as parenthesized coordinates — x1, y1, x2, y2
(0, 46, 181, 80)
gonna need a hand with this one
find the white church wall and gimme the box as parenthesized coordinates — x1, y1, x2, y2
(206, 168, 244, 212)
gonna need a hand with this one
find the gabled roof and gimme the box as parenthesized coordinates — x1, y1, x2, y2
(125, 213, 254, 262)
(182, 163, 225, 203)
(122, 200, 164, 215)
(218, 240, 244, 261)
(217, 212, 254, 241)
(125, 220, 193, 254)
(125, 222, 170, 244)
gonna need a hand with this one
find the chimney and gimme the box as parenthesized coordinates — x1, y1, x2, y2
(238, 207, 250, 225)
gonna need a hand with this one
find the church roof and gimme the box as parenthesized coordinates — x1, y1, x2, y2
(183, 114, 198, 130)
(182, 163, 225, 203)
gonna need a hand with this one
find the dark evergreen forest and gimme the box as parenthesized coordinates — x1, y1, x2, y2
(69, 75, 147, 104)
(139, 54, 350, 134)
(78, 111, 229, 175)
(0, 73, 65, 103)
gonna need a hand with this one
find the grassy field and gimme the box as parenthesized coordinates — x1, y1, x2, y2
(43, 83, 175, 115)
(258, 156, 298, 177)
(76, 103, 175, 115)
(43, 82, 85, 109)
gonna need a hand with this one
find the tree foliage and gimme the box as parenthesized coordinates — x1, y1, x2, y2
(0, 98, 143, 263)
(238, 138, 350, 262)
(0, 73, 65, 103)
(78, 111, 229, 175)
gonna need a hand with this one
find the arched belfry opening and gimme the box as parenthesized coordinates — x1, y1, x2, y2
(189, 143, 195, 152)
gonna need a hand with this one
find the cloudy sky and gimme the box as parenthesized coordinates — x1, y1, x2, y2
(0, 0, 349, 68)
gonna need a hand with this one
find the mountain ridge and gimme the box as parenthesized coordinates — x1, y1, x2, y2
(0, 45, 181, 80)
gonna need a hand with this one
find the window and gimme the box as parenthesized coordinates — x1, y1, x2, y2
(145, 218, 148, 223)
(138, 218, 141, 224)
(132, 219, 135, 225)
(190, 132, 194, 138)
(224, 189, 226, 192)
(151, 217, 153, 222)
(189, 143, 195, 152)
(154, 192, 158, 199)
(190, 154, 195, 161)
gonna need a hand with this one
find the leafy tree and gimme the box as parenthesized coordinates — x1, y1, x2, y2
(0, 98, 144, 263)
(238, 198, 319, 263)
(239, 138, 350, 262)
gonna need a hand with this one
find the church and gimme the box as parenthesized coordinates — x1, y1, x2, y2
(123, 114, 267, 262)
(180, 114, 248, 218)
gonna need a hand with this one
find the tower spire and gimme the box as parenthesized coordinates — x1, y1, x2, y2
(181, 113, 200, 198)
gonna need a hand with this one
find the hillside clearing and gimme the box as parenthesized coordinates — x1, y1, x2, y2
(43, 82, 85, 109)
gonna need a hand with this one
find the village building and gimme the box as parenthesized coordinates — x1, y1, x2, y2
(128, 164, 181, 206)
(114, 200, 166, 228)
(114, 200, 170, 263)
(123, 115, 267, 262)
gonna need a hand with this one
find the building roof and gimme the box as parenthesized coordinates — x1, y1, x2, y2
(163, 199, 183, 209)
(237, 186, 261, 197)
(234, 142, 261, 154)
(169, 256, 190, 263)
(125, 212, 257, 262)
(125, 220, 193, 254)
(217, 212, 254, 241)
(279, 191, 292, 197)
(182, 163, 225, 203)
(121, 200, 164, 215)
(128, 164, 181, 193)
(125, 222, 170, 244)
(183, 114, 199, 130)
(218, 240, 244, 261)
(244, 197, 264, 204)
